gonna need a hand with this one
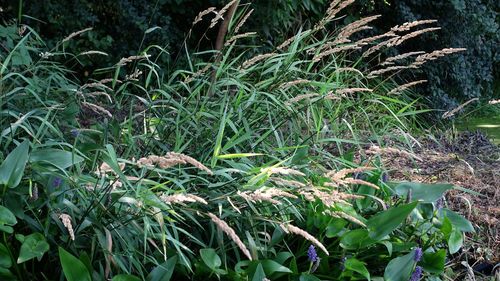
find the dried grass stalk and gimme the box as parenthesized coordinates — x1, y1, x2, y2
(82, 102, 112, 117)
(63, 27, 93, 43)
(323, 210, 366, 227)
(366, 145, 423, 161)
(336, 67, 364, 76)
(241, 53, 276, 69)
(277, 29, 312, 50)
(380, 51, 426, 66)
(207, 213, 252, 260)
(59, 214, 75, 241)
(266, 167, 305, 177)
(117, 54, 151, 66)
(387, 80, 427, 95)
(442, 98, 479, 119)
(389, 27, 441, 47)
(313, 44, 361, 62)
(270, 177, 306, 188)
(185, 64, 212, 83)
(390, 20, 438, 32)
(136, 152, 213, 175)
(412, 48, 467, 67)
(325, 166, 379, 189)
(160, 193, 208, 205)
(79, 50, 108, 56)
(286, 93, 319, 105)
(367, 65, 418, 78)
(280, 223, 329, 255)
(238, 187, 297, 205)
(225, 32, 257, 46)
(234, 9, 254, 34)
(489, 99, 500, 105)
(193, 7, 217, 26)
(281, 79, 312, 89)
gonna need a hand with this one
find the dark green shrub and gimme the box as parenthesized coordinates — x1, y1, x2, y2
(369, 0, 499, 107)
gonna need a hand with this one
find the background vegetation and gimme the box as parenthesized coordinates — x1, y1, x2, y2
(0, 0, 496, 280)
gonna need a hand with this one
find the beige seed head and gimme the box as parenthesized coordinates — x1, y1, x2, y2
(387, 80, 427, 95)
(207, 213, 252, 260)
(59, 214, 75, 241)
(62, 27, 93, 43)
(280, 223, 329, 255)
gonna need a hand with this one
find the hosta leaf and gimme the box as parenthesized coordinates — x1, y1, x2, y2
(367, 202, 419, 241)
(17, 233, 49, 264)
(58, 247, 91, 281)
(0, 140, 29, 188)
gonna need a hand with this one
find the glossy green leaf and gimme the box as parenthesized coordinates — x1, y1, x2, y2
(367, 202, 419, 241)
(421, 249, 446, 274)
(448, 228, 463, 254)
(441, 209, 474, 232)
(112, 275, 141, 281)
(384, 250, 416, 281)
(251, 263, 266, 281)
(0, 140, 29, 188)
(0, 267, 15, 280)
(326, 218, 348, 238)
(200, 248, 221, 270)
(345, 258, 370, 280)
(340, 229, 376, 249)
(17, 233, 49, 264)
(30, 149, 84, 170)
(147, 256, 177, 281)
(0, 243, 12, 268)
(0, 205, 17, 229)
(395, 182, 453, 203)
(261, 259, 292, 275)
(58, 247, 91, 281)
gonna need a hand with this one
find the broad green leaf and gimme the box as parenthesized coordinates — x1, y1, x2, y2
(0, 140, 29, 188)
(345, 258, 370, 280)
(112, 275, 141, 281)
(440, 216, 452, 239)
(261, 259, 292, 275)
(441, 209, 474, 232)
(448, 228, 463, 254)
(274, 252, 293, 265)
(30, 149, 84, 170)
(395, 182, 453, 203)
(326, 218, 348, 238)
(200, 248, 221, 270)
(0, 267, 15, 280)
(147, 256, 177, 281)
(421, 249, 446, 274)
(367, 202, 419, 241)
(0, 243, 12, 268)
(384, 250, 416, 281)
(58, 247, 91, 281)
(251, 263, 266, 281)
(340, 229, 376, 249)
(17, 233, 49, 263)
(0, 206, 17, 228)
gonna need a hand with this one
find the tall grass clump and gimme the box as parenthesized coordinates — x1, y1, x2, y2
(0, 1, 473, 280)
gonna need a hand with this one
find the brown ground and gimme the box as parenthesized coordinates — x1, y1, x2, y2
(374, 131, 499, 279)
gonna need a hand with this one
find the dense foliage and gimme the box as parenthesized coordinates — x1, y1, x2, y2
(0, 1, 480, 280)
(374, 0, 500, 107)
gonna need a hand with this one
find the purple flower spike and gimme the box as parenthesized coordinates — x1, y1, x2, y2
(410, 266, 423, 281)
(414, 247, 423, 262)
(53, 177, 62, 187)
(307, 245, 318, 263)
